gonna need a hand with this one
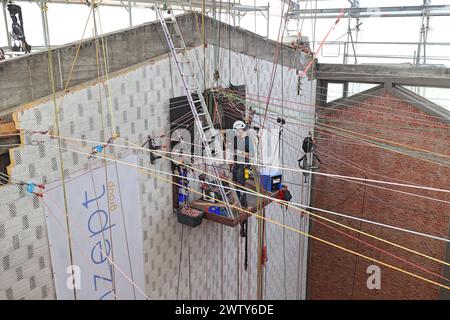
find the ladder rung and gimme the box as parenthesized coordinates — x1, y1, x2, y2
(198, 112, 207, 117)
(203, 125, 211, 131)
(178, 60, 191, 64)
(207, 138, 216, 144)
(174, 48, 185, 51)
(182, 73, 194, 77)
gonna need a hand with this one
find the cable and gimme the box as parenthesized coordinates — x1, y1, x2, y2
(41, 193, 150, 299)
(221, 87, 450, 131)
(216, 89, 450, 169)
(176, 224, 183, 300)
(28, 129, 447, 241)
(42, 139, 450, 270)
(217, 88, 450, 162)
(78, 144, 450, 292)
(209, 92, 450, 197)
(44, 3, 78, 300)
(34, 131, 450, 201)
(36, 127, 450, 290)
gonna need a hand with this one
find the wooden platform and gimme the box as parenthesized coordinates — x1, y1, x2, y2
(190, 180, 281, 227)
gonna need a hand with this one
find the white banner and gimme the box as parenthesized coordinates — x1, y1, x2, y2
(44, 154, 146, 300)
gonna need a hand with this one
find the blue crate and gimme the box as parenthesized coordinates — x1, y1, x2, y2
(208, 206, 227, 216)
(178, 193, 188, 203)
(260, 174, 282, 192)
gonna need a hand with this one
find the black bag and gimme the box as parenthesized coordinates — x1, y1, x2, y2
(283, 190, 292, 202)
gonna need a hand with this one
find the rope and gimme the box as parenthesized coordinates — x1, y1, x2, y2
(95, 5, 138, 299)
(215, 89, 450, 164)
(92, 4, 121, 297)
(33, 131, 450, 210)
(34, 132, 450, 242)
(42, 193, 150, 299)
(43, 3, 78, 300)
(52, 5, 95, 130)
(42, 139, 450, 273)
(176, 224, 184, 300)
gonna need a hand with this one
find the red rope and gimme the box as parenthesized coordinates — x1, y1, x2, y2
(300, 9, 346, 77)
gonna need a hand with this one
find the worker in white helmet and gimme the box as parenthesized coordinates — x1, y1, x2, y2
(233, 120, 246, 132)
(231, 120, 250, 208)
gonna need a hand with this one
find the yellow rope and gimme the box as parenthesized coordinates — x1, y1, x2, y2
(43, 3, 77, 300)
(92, 9, 118, 298)
(217, 90, 450, 167)
(36, 131, 450, 267)
(34, 2, 450, 291)
(51, 140, 450, 292)
(51, 5, 95, 131)
(95, 5, 118, 138)
(119, 138, 450, 268)
(319, 121, 450, 161)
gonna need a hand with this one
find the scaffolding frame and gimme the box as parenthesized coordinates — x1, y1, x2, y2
(287, 0, 450, 66)
(1, 0, 270, 54)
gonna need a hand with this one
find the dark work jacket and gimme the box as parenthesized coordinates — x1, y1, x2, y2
(302, 137, 314, 153)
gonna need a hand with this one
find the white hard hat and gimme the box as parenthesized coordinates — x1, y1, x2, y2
(233, 120, 246, 132)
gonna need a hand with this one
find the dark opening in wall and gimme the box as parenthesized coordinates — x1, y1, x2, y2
(168, 84, 246, 151)
(169, 92, 200, 156)
(0, 154, 11, 185)
(0, 117, 19, 185)
(207, 84, 246, 130)
(168, 84, 246, 209)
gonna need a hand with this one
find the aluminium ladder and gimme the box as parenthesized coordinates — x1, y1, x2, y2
(155, 3, 240, 218)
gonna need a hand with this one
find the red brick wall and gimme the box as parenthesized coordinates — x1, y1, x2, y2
(307, 91, 450, 300)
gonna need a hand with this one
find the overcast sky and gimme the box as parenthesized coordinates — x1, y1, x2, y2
(1, 0, 449, 108)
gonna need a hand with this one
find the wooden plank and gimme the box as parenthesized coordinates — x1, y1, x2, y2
(189, 187, 281, 228)
(0, 121, 17, 135)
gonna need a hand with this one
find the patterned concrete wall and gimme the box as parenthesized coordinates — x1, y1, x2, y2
(0, 44, 315, 300)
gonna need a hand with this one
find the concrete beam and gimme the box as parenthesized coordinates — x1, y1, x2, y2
(0, 12, 307, 116)
(314, 63, 450, 89)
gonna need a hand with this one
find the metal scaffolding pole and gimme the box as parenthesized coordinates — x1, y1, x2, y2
(40, 0, 51, 47)
(128, 0, 132, 26)
(266, 2, 269, 38)
(289, 4, 450, 19)
(416, 0, 431, 66)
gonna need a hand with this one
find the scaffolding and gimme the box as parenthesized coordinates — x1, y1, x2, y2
(0, 0, 270, 57)
(286, 0, 450, 66)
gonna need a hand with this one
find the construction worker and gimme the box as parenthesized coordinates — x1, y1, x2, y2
(176, 163, 191, 206)
(145, 135, 168, 164)
(302, 134, 315, 153)
(198, 173, 215, 202)
(298, 133, 322, 164)
(7, 1, 31, 54)
(231, 120, 249, 208)
(298, 132, 322, 183)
